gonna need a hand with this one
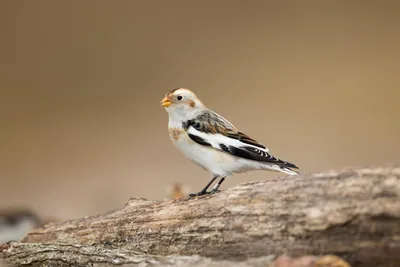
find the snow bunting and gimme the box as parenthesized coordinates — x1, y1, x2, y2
(161, 88, 299, 196)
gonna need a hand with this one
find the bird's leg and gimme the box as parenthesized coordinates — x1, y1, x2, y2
(189, 175, 219, 197)
(210, 177, 225, 194)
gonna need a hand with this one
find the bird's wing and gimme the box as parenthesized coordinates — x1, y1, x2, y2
(184, 110, 298, 169)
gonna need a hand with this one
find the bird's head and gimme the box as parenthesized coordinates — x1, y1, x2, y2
(160, 88, 205, 121)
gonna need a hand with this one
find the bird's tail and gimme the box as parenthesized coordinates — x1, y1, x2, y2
(264, 163, 299, 176)
(264, 157, 299, 176)
(278, 166, 299, 176)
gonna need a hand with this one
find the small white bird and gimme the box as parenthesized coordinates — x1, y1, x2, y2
(161, 88, 299, 196)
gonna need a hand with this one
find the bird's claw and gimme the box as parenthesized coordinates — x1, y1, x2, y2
(188, 189, 220, 197)
(188, 191, 207, 197)
(210, 189, 221, 194)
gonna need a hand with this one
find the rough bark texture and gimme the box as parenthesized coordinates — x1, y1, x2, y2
(1, 166, 400, 267)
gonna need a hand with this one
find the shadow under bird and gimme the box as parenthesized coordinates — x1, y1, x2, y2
(161, 88, 299, 196)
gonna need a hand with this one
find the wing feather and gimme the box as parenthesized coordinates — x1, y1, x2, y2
(183, 109, 267, 150)
(184, 110, 298, 169)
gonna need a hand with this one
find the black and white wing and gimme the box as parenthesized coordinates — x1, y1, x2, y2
(183, 110, 299, 170)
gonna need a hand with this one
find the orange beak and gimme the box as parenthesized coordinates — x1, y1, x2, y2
(160, 96, 171, 107)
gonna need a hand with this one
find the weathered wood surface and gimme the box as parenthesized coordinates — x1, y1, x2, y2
(1, 166, 400, 267)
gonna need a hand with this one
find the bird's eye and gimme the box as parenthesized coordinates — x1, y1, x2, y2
(177, 95, 183, 100)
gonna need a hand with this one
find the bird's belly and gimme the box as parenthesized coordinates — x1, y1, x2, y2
(170, 131, 240, 176)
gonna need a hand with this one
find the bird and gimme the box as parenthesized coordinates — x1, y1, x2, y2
(160, 88, 299, 196)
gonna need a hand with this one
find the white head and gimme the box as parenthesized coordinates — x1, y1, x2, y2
(160, 88, 206, 122)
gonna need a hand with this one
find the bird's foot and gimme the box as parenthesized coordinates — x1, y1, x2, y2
(188, 189, 221, 197)
(188, 190, 209, 197)
(209, 188, 221, 194)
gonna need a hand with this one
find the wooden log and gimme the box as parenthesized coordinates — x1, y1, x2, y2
(1, 166, 400, 267)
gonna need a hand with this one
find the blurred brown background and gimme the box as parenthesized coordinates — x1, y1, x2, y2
(0, 0, 399, 222)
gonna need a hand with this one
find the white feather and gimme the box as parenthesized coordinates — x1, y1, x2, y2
(169, 124, 292, 177)
(187, 127, 270, 153)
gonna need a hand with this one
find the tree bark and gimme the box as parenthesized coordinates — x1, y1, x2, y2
(1, 166, 400, 267)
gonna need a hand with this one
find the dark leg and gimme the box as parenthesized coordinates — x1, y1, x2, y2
(189, 175, 218, 197)
(210, 177, 225, 194)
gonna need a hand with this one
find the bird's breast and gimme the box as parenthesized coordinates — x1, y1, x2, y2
(168, 127, 185, 141)
(168, 126, 240, 176)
